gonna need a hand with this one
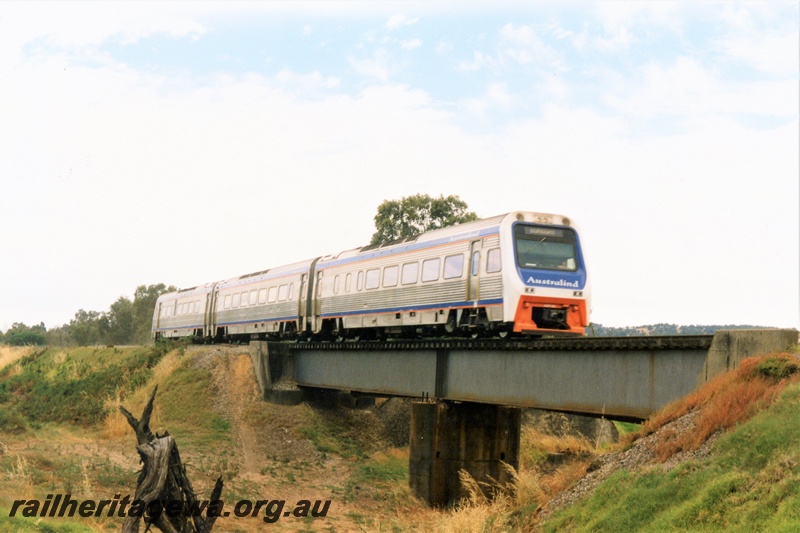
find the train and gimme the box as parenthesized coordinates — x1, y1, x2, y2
(151, 211, 591, 342)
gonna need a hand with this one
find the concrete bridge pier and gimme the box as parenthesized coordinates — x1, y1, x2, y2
(409, 400, 521, 507)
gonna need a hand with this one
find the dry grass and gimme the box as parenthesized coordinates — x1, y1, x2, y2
(0, 345, 34, 372)
(626, 353, 800, 462)
(537, 460, 592, 502)
(419, 433, 595, 533)
(100, 348, 184, 439)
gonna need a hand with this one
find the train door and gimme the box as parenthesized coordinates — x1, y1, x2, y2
(468, 239, 482, 303)
(298, 259, 320, 336)
(206, 288, 218, 339)
(313, 271, 323, 333)
(298, 274, 308, 333)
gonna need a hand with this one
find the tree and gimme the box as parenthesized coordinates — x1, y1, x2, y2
(66, 309, 107, 346)
(370, 194, 478, 245)
(107, 296, 136, 345)
(132, 284, 175, 344)
(3, 322, 47, 346)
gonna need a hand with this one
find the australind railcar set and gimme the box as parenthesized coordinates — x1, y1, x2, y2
(152, 212, 591, 342)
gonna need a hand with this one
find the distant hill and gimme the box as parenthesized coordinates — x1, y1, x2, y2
(588, 323, 766, 336)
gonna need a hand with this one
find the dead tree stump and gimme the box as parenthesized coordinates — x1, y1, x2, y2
(120, 386, 223, 533)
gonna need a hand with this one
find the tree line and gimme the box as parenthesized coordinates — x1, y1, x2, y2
(0, 284, 175, 347)
(589, 323, 763, 336)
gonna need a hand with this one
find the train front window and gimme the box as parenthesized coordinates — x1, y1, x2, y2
(514, 225, 578, 271)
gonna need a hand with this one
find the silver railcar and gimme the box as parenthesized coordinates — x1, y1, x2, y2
(152, 211, 590, 341)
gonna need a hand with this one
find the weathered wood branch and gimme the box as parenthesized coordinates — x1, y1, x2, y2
(121, 386, 223, 533)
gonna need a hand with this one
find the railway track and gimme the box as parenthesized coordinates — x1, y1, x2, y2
(286, 335, 714, 352)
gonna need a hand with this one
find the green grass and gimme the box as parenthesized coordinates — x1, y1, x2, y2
(542, 382, 800, 532)
(297, 406, 367, 459)
(613, 420, 641, 435)
(352, 453, 407, 486)
(0, 345, 169, 426)
(154, 356, 232, 448)
(0, 509, 97, 532)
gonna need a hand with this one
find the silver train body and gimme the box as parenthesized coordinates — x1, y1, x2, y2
(152, 212, 591, 341)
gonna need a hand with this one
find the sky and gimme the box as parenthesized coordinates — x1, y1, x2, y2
(1, 1, 798, 331)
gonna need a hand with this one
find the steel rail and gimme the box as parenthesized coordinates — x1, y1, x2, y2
(287, 334, 714, 352)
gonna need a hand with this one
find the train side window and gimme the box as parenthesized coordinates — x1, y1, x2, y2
(472, 252, 480, 276)
(333, 275, 340, 294)
(444, 254, 464, 279)
(241, 291, 249, 307)
(401, 262, 418, 285)
(365, 268, 380, 290)
(345, 273, 352, 292)
(278, 284, 288, 301)
(232, 293, 241, 308)
(258, 288, 267, 304)
(357, 271, 364, 291)
(223, 295, 231, 310)
(250, 290, 258, 305)
(289, 283, 294, 300)
(268, 287, 277, 303)
(422, 258, 440, 282)
(487, 248, 502, 273)
(383, 265, 399, 287)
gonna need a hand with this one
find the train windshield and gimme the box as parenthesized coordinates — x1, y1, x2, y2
(514, 224, 578, 271)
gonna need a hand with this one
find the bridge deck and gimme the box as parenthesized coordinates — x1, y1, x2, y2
(253, 330, 797, 419)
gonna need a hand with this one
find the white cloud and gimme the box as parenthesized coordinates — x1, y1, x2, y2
(457, 50, 496, 72)
(275, 69, 341, 92)
(592, 2, 681, 51)
(604, 56, 798, 121)
(386, 13, 419, 30)
(401, 38, 423, 50)
(716, 28, 799, 77)
(499, 23, 564, 69)
(348, 52, 391, 82)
